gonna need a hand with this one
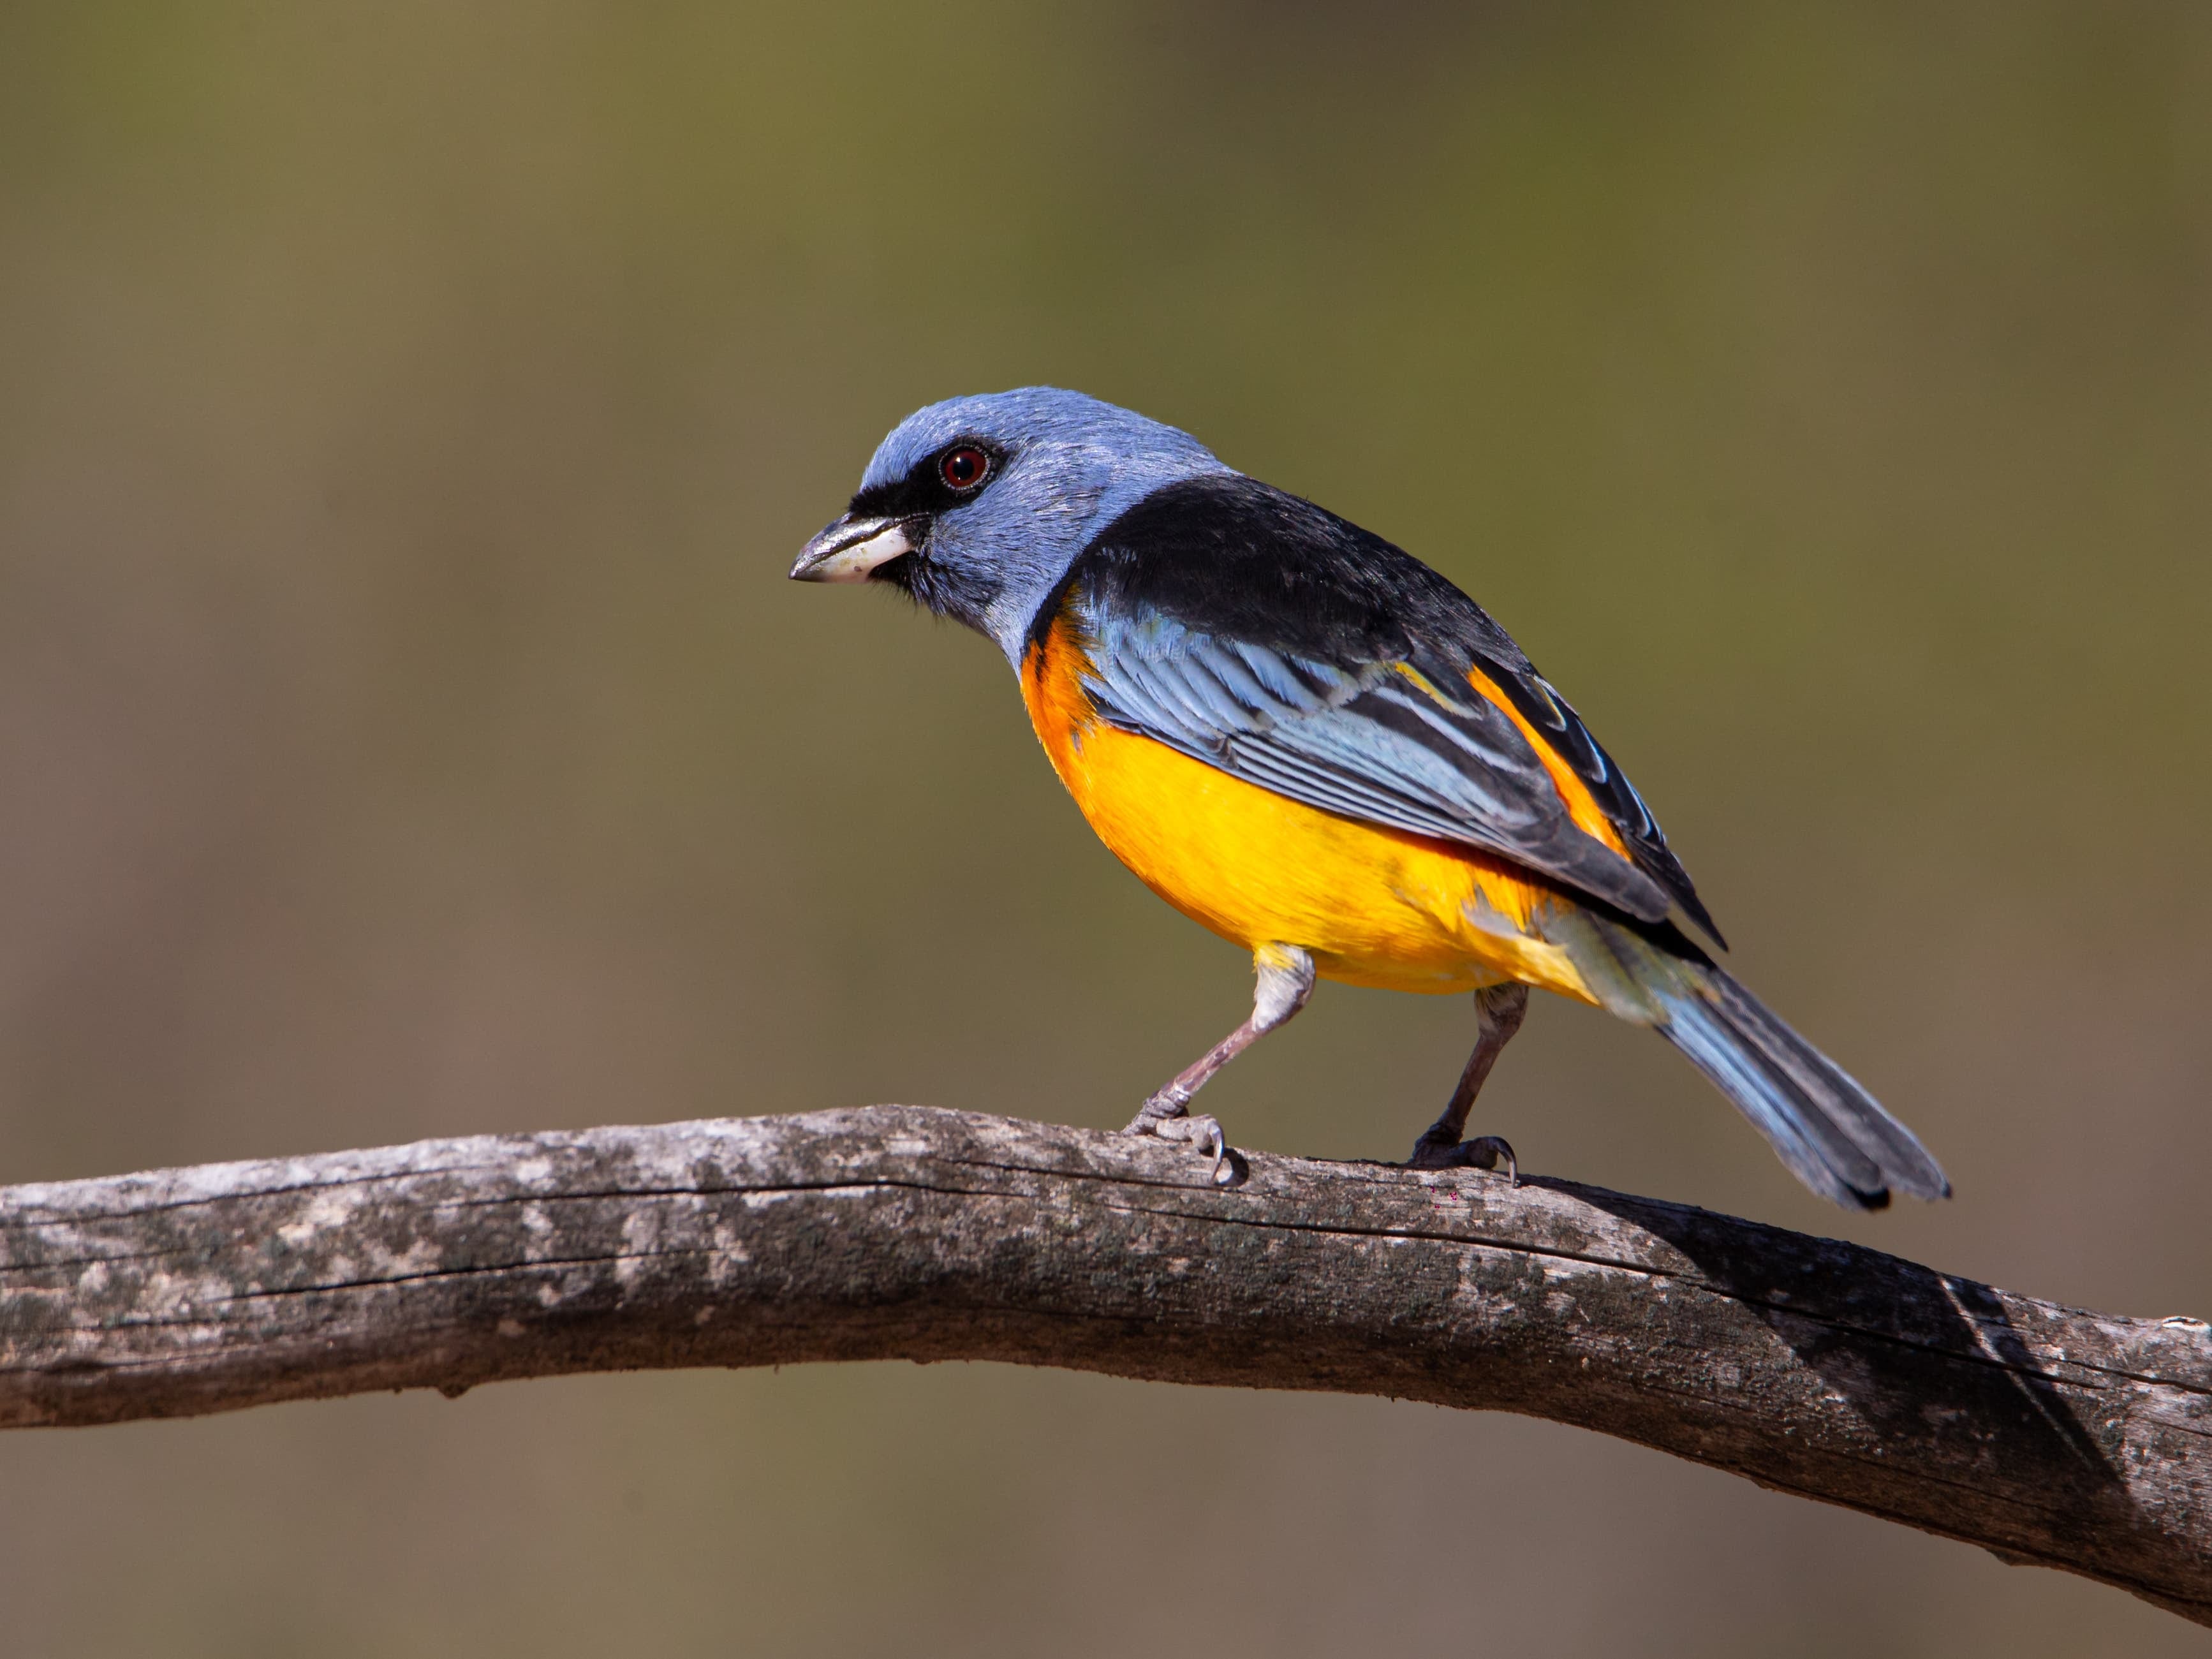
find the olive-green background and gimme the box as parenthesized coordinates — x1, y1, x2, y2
(3, 4, 2208, 1654)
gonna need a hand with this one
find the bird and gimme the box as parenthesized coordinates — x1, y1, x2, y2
(790, 387, 1950, 1210)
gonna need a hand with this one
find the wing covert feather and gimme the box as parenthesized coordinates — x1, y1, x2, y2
(1040, 474, 1721, 940)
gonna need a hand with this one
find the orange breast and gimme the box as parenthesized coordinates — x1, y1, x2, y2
(1020, 620, 1602, 1003)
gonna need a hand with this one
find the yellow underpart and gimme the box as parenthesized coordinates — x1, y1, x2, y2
(1022, 623, 1602, 1003)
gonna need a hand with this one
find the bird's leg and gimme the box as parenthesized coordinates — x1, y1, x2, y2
(1124, 943, 1316, 1186)
(1408, 981, 1530, 1176)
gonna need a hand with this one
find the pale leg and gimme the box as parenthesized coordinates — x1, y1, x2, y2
(1124, 944, 1316, 1186)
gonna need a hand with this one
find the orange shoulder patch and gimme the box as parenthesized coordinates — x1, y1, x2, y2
(1020, 610, 1098, 771)
(1462, 662, 1630, 858)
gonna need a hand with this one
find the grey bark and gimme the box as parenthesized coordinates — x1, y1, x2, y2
(1, 1107, 2207, 1622)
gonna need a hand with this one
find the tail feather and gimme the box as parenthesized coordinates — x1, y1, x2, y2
(1696, 968, 1949, 1201)
(1660, 970, 1949, 1209)
(1561, 914, 1950, 1210)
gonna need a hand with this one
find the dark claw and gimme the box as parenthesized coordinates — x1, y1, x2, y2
(1406, 1132, 1518, 1183)
(1156, 1112, 1232, 1185)
(1123, 1101, 1237, 1186)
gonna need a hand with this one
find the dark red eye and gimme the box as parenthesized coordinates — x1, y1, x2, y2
(940, 445, 989, 490)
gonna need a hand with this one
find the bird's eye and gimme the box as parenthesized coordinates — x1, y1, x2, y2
(940, 445, 990, 490)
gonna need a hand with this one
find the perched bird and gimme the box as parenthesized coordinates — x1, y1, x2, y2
(792, 388, 1949, 1210)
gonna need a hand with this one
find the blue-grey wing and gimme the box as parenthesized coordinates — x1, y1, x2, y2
(1077, 603, 1677, 925)
(1038, 471, 1721, 941)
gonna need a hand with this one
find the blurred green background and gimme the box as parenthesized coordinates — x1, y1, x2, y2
(2, 2, 2208, 1653)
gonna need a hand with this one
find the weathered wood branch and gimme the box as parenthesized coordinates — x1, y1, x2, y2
(2, 1107, 2207, 1621)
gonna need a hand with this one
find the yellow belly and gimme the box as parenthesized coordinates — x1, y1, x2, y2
(1021, 632, 1600, 1002)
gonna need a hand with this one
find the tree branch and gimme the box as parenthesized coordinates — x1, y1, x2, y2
(2, 1107, 2206, 1621)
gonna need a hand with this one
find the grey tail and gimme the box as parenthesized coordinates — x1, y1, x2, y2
(1559, 915, 1951, 1210)
(1657, 964, 1950, 1209)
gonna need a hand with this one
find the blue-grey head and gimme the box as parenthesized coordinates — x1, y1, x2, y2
(790, 387, 1231, 665)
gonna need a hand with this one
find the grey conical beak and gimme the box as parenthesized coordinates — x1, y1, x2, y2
(789, 514, 917, 584)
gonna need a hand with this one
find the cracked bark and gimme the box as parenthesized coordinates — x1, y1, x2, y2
(1, 1107, 2206, 1623)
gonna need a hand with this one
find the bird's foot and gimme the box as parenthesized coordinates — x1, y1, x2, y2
(1406, 1130, 1517, 1182)
(1123, 1093, 1235, 1187)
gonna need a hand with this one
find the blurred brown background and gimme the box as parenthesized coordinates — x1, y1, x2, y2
(2, 3, 2208, 1653)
